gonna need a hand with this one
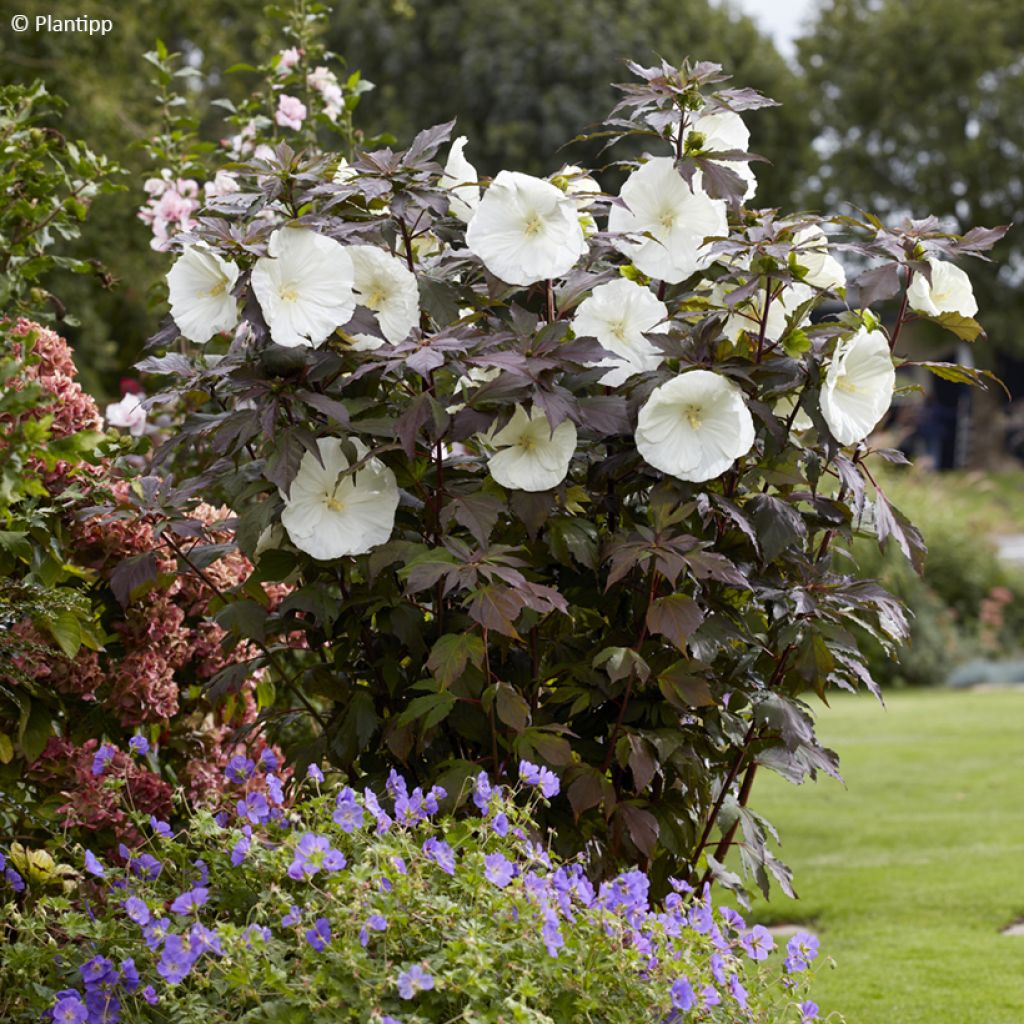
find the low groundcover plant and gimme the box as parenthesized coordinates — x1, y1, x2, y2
(0, 751, 830, 1023)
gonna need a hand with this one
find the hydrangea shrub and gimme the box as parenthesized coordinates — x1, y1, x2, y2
(131, 44, 1005, 894)
(0, 320, 286, 846)
(0, 758, 833, 1023)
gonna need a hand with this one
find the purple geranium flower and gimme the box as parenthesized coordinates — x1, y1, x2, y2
(484, 853, 515, 888)
(141, 987, 158, 1005)
(282, 905, 301, 927)
(80, 956, 116, 987)
(741, 924, 775, 962)
(128, 852, 162, 881)
(149, 816, 172, 839)
(230, 833, 250, 867)
(800, 1001, 820, 1023)
(306, 763, 324, 783)
(91, 743, 115, 776)
(701, 984, 721, 1009)
(169, 886, 209, 916)
(237, 792, 270, 825)
(266, 773, 285, 805)
(52, 995, 88, 1024)
(472, 771, 493, 813)
(224, 755, 256, 784)
(491, 812, 509, 837)
(119, 958, 140, 993)
(289, 833, 346, 880)
(123, 897, 150, 926)
(128, 735, 149, 756)
(189, 923, 223, 956)
(422, 837, 455, 876)
(305, 917, 332, 951)
(156, 935, 197, 985)
(786, 930, 820, 973)
(397, 964, 434, 999)
(541, 905, 564, 957)
(518, 760, 559, 798)
(259, 748, 278, 772)
(142, 917, 170, 950)
(670, 977, 696, 1011)
(83, 850, 105, 878)
(332, 788, 364, 833)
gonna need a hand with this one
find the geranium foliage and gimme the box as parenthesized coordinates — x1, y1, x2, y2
(129, 50, 1005, 894)
(0, 756, 830, 1023)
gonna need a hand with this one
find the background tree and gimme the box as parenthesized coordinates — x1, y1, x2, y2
(328, 0, 813, 203)
(797, 0, 1022, 462)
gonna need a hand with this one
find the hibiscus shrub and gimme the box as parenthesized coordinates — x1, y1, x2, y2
(0, 758, 833, 1024)
(131, 50, 1005, 892)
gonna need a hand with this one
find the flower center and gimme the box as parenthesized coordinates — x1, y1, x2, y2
(523, 211, 545, 237)
(365, 283, 388, 309)
(659, 207, 677, 231)
(684, 404, 703, 429)
(517, 435, 537, 452)
(279, 283, 300, 303)
(835, 375, 859, 395)
(610, 320, 628, 342)
(208, 280, 227, 297)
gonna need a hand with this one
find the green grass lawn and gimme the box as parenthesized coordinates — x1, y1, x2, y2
(733, 689, 1024, 1023)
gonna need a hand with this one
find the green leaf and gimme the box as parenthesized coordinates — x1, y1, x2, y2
(914, 361, 1009, 398)
(927, 311, 984, 342)
(658, 663, 714, 708)
(0, 733, 13, 764)
(45, 609, 82, 659)
(495, 682, 531, 733)
(427, 633, 485, 687)
(18, 701, 52, 762)
(397, 692, 457, 729)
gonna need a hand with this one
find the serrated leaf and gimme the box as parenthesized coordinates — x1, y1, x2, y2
(427, 633, 485, 687)
(646, 595, 703, 652)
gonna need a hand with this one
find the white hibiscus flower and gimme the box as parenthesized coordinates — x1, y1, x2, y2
(790, 225, 846, 291)
(553, 164, 601, 210)
(251, 227, 356, 348)
(347, 245, 421, 346)
(906, 258, 978, 317)
(487, 405, 577, 492)
(166, 244, 240, 344)
(466, 171, 588, 286)
(819, 328, 896, 445)
(688, 108, 756, 201)
(104, 393, 148, 437)
(280, 437, 399, 560)
(717, 281, 815, 344)
(608, 158, 728, 284)
(573, 278, 669, 386)
(774, 393, 814, 432)
(635, 369, 755, 482)
(440, 136, 480, 223)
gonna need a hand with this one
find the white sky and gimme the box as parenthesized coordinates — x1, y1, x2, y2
(726, 0, 817, 60)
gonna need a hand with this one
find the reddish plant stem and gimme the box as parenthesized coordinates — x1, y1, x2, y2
(601, 566, 660, 773)
(689, 642, 795, 880)
(160, 532, 328, 729)
(888, 266, 915, 353)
